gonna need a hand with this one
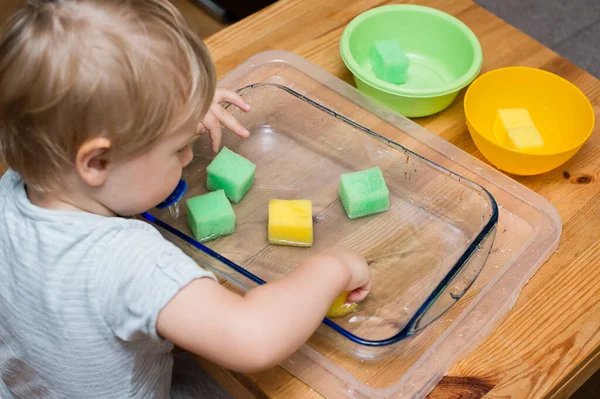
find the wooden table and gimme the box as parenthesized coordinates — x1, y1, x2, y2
(0, 0, 597, 397)
(197, 0, 600, 398)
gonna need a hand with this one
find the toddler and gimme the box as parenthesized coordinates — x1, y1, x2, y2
(0, 0, 371, 398)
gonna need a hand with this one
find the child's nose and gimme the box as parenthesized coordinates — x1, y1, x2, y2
(181, 146, 193, 167)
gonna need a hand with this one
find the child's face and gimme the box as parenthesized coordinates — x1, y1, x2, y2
(101, 123, 196, 216)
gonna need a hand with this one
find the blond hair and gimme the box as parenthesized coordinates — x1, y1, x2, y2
(0, 0, 216, 192)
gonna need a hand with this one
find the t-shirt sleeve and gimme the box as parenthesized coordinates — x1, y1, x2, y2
(95, 226, 217, 342)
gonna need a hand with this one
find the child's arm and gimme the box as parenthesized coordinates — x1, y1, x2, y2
(156, 247, 370, 373)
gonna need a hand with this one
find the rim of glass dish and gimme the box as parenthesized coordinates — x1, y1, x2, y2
(142, 82, 499, 347)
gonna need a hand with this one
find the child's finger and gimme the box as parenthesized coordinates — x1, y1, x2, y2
(202, 111, 222, 152)
(212, 104, 250, 138)
(346, 280, 372, 302)
(346, 288, 367, 302)
(215, 88, 251, 112)
(209, 124, 222, 153)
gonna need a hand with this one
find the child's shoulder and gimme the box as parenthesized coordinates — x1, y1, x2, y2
(0, 168, 19, 200)
(0, 168, 172, 261)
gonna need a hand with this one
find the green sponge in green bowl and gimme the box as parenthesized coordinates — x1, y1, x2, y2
(187, 190, 235, 242)
(371, 40, 410, 85)
(339, 166, 390, 219)
(206, 147, 256, 203)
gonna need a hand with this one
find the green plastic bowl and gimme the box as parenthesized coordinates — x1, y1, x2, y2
(340, 5, 483, 117)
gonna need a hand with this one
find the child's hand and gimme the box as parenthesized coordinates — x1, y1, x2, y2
(320, 246, 372, 303)
(200, 88, 252, 152)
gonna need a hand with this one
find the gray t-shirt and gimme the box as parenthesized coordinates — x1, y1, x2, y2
(0, 170, 216, 398)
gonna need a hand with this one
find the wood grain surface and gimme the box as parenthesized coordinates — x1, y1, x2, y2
(0, 0, 598, 398)
(200, 0, 600, 398)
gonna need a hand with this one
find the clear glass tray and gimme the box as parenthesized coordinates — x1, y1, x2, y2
(144, 51, 561, 398)
(147, 80, 497, 352)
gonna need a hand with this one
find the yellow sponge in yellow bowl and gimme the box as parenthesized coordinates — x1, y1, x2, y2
(492, 108, 544, 152)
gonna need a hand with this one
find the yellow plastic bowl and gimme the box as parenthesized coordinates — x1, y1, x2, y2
(464, 67, 595, 175)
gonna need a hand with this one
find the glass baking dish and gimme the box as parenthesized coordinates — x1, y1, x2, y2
(143, 82, 497, 359)
(142, 51, 561, 398)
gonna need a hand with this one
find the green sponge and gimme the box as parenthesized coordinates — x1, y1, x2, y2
(187, 190, 235, 242)
(206, 147, 256, 203)
(339, 166, 389, 219)
(371, 40, 410, 85)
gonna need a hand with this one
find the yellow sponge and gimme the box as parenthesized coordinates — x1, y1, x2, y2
(492, 108, 544, 151)
(326, 291, 358, 318)
(268, 200, 313, 247)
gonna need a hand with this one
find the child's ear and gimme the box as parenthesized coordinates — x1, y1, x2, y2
(75, 137, 112, 187)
